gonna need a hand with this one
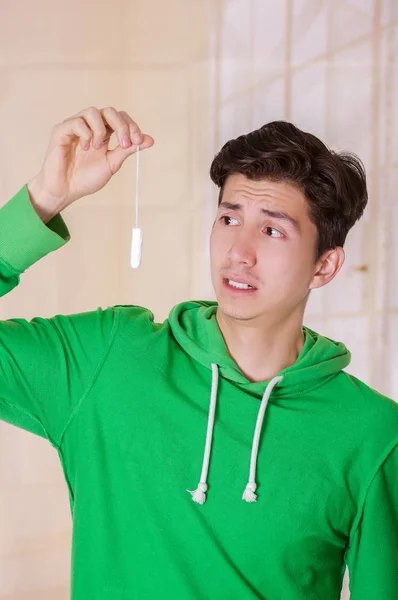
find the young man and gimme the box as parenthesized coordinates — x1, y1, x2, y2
(0, 107, 397, 600)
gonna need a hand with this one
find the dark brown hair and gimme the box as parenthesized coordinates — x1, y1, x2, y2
(210, 121, 368, 259)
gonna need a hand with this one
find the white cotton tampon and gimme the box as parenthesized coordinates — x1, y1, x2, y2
(130, 144, 143, 268)
(130, 227, 143, 268)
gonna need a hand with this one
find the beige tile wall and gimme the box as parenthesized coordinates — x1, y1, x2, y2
(0, 0, 396, 598)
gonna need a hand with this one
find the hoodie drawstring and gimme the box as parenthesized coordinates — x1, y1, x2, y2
(242, 375, 283, 502)
(187, 364, 219, 504)
(188, 365, 283, 505)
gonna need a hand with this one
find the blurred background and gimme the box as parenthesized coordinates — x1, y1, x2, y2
(0, 0, 397, 598)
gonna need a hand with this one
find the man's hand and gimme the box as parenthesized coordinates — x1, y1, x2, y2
(27, 107, 154, 223)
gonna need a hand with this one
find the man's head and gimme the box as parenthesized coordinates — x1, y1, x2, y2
(209, 121, 368, 325)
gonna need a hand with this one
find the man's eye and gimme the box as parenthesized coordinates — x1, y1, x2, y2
(221, 216, 239, 226)
(265, 226, 284, 238)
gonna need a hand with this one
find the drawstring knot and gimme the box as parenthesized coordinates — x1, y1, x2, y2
(187, 482, 208, 505)
(242, 482, 257, 503)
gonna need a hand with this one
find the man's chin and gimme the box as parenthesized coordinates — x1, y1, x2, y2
(217, 299, 261, 322)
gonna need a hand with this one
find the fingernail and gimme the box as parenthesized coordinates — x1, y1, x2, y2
(122, 135, 132, 148)
(94, 139, 103, 149)
(84, 141, 90, 151)
(133, 133, 142, 144)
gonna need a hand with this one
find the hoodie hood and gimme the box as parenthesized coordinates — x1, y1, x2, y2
(169, 300, 351, 397)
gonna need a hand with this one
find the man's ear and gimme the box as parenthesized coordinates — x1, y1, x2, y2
(310, 247, 345, 290)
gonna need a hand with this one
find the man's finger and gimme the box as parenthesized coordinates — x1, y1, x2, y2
(107, 134, 155, 174)
(54, 117, 93, 151)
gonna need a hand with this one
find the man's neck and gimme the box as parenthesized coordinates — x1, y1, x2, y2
(216, 309, 305, 383)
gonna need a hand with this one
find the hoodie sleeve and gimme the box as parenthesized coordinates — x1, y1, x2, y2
(346, 443, 398, 598)
(0, 187, 119, 446)
(0, 186, 70, 295)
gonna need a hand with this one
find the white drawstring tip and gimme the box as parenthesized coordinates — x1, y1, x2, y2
(242, 482, 257, 503)
(187, 482, 208, 505)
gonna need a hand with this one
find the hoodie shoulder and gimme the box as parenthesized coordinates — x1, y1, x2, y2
(341, 371, 398, 437)
(111, 304, 167, 336)
(344, 371, 398, 410)
(114, 304, 155, 325)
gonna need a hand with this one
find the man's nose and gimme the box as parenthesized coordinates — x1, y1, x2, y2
(227, 230, 257, 266)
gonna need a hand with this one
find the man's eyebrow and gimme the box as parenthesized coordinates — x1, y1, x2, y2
(219, 201, 301, 231)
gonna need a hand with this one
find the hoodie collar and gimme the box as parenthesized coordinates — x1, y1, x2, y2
(169, 301, 351, 397)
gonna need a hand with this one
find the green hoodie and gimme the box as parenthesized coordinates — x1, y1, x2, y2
(1, 186, 398, 600)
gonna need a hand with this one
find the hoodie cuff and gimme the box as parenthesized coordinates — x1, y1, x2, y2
(0, 185, 70, 273)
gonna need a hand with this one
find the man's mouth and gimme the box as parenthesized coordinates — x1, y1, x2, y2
(222, 277, 258, 293)
(227, 279, 255, 290)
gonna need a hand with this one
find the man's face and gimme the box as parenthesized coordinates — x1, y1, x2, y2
(210, 173, 323, 324)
